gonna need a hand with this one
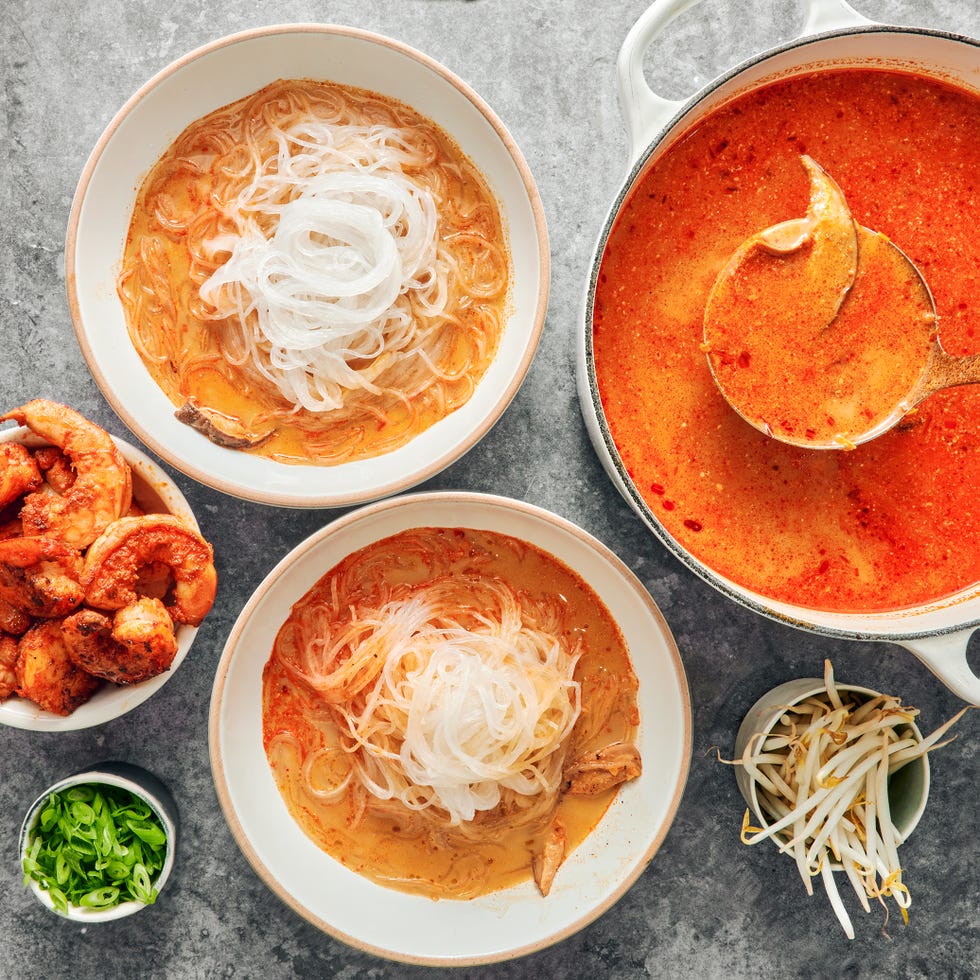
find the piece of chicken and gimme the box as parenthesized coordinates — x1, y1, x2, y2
(563, 741, 642, 796)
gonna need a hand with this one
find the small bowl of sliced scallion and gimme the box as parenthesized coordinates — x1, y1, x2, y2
(19, 762, 177, 921)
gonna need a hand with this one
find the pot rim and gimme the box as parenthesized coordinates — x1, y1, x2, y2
(581, 21, 980, 643)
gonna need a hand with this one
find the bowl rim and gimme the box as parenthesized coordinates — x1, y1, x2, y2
(19, 763, 178, 921)
(0, 424, 201, 732)
(208, 489, 693, 965)
(64, 22, 551, 509)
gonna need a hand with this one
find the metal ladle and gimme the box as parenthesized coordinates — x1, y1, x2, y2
(702, 155, 980, 449)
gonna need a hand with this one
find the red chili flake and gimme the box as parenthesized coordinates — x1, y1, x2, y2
(737, 351, 751, 369)
(650, 482, 665, 495)
(662, 500, 676, 511)
(683, 519, 703, 532)
(817, 560, 830, 575)
(804, 428, 817, 440)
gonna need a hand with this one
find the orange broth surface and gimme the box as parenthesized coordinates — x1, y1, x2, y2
(262, 527, 639, 899)
(593, 68, 980, 612)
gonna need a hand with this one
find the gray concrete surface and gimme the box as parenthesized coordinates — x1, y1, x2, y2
(1, 1, 979, 977)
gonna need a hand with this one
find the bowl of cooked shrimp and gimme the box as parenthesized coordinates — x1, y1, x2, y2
(0, 399, 218, 731)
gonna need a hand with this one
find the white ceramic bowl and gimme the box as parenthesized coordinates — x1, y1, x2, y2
(0, 425, 202, 732)
(209, 492, 692, 966)
(67, 25, 549, 508)
(733, 678, 929, 852)
(19, 762, 178, 921)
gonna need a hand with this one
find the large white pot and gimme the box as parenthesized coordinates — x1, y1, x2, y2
(577, 0, 980, 702)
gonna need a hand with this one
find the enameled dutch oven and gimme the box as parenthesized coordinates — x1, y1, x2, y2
(578, 0, 980, 702)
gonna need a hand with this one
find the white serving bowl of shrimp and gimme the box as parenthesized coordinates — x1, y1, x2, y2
(67, 25, 549, 507)
(0, 400, 216, 732)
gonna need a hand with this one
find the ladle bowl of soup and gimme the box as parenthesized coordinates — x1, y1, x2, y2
(579, 0, 980, 702)
(67, 25, 549, 508)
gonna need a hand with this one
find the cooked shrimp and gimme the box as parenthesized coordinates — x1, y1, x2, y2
(0, 634, 19, 699)
(32, 446, 76, 495)
(0, 596, 32, 636)
(112, 598, 178, 678)
(63, 598, 178, 684)
(82, 514, 217, 626)
(0, 443, 42, 509)
(0, 536, 85, 618)
(16, 619, 101, 715)
(1, 400, 132, 549)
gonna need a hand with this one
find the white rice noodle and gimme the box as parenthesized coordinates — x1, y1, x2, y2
(331, 595, 582, 826)
(199, 121, 446, 412)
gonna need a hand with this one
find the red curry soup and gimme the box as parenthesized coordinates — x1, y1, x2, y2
(593, 68, 980, 613)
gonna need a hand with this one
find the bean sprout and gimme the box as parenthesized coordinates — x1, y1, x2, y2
(731, 660, 968, 938)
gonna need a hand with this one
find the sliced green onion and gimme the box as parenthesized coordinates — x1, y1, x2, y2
(79, 886, 120, 908)
(22, 783, 168, 915)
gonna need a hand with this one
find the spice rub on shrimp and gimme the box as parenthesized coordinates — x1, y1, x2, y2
(1, 400, 132, 550)
(0, 536, 85, 618)
(83, 515, 217, 626)
(15, 619, 101, 715)
(63, 598, 178, 685)
(0, 635, 18, 699)
(0, 443, 42, 509)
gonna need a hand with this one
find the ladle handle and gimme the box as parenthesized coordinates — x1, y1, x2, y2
(900, 628, 980, 705)
(617, 0, 871, 168)
(918, 349, 980, 399)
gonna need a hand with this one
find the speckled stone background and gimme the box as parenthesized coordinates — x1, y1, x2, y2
(2, 0, 979, 977)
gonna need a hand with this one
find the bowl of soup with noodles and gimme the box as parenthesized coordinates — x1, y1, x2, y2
(580, 0, 980, 702)
(67, 25, 548, 507)
(209, 492, 691, 965)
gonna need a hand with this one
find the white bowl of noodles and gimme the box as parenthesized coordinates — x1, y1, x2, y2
(67, 25, 549, 507)
(209, 492, 692, 965)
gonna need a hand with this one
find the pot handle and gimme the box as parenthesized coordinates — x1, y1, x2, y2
(802, 0, 870, 34)
(900, 628, 980, 705)
(616, 0, 695, 167)
(618, 0, 871, 168)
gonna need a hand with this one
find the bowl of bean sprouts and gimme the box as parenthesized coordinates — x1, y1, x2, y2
(732, 661, 967, 938)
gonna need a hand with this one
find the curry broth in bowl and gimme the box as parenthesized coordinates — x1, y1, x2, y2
(68, 26, 549, 507)
(209, 492, 691, 964)
(262, 525, 639, 900)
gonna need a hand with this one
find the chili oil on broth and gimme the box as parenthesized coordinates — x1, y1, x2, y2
(261, 527, 639, 900)
(593, 68, 980, 613)
(118, 79, 510, 465)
